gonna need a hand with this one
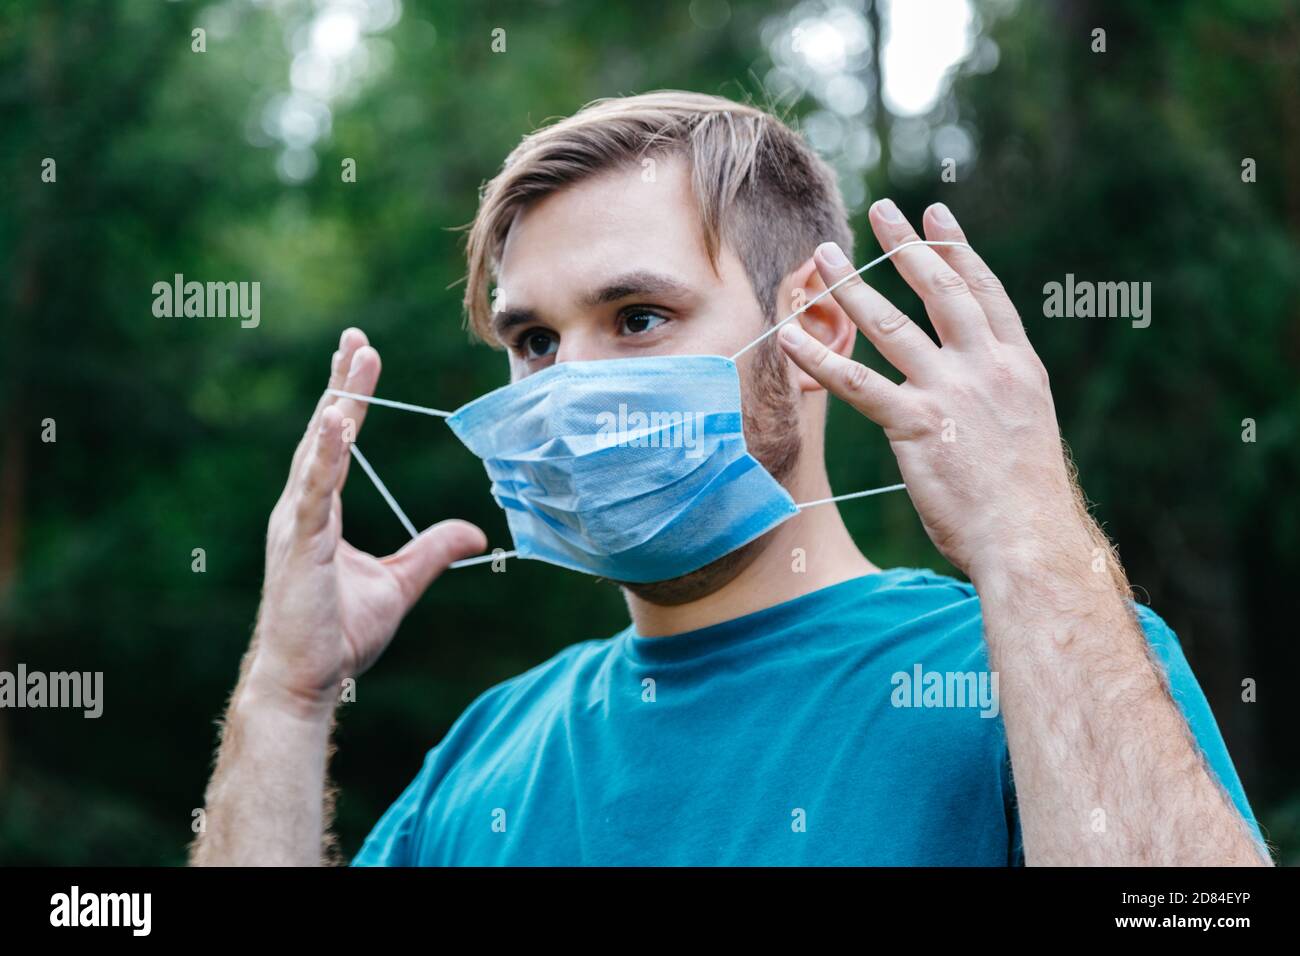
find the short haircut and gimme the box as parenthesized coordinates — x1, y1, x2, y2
(462, 90, 855, 343)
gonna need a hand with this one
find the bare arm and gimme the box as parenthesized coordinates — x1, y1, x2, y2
(972, 504, 1270, 865)
(190, 646, 337, 866)
(190, 329, 484, 866)
(778, 199, 1271, 866)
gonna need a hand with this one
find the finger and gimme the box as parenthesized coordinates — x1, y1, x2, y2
(332, 344, 382, 489)
(777, 321, 909, 430)
(383, 519, 489, 608)
(921, 204, 1029, 346)
(330, 328, 368, 392)
(868, 199, 995, 350)
(811, 242, 942, 383)
(334, 345, 381, 435)
(295, 405, 347, 542)
(290, 328, 369, 485)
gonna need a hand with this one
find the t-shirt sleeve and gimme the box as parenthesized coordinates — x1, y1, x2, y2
(350, 744, 443, 867)
(348, 670, 535, 866)
(1134, 605, 1266, 847)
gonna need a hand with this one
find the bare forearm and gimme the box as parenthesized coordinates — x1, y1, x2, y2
(190, 647, 338, 866)
(973, 517, 1270, 866)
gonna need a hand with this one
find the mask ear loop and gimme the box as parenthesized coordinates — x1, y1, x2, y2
(795, 483, 907, 510)
(730, 239, 971, 362)
(730, 238, 971, 510)
(322, 388, 519, 569)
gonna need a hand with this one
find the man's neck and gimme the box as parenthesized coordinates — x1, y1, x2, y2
(623, 495, 878, 637)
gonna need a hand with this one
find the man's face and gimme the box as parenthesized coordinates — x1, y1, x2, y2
(492, 156, 802, 603)
(493, 156, 764, 374)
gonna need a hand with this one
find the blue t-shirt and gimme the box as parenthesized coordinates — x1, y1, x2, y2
(352, 567, 1262, 865)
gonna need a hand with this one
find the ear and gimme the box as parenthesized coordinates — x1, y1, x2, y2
(776, 257, 858, 394)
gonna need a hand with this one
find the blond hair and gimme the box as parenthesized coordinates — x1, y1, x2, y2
(462, 90, 854, 343)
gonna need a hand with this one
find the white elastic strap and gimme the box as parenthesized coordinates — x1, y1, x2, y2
(731, 239, 972, 361)
(326, 388, 452, 418)
(350, 440, 518, 568)
(349, 441, 520, 568)
(347, 443, 418, 539)
(332, 388, 516, 566)
(449, 549, 519, 569)
(795, 482, 907, 510)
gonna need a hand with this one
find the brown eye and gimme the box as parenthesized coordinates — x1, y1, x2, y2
(620, 311, 666, 335)
(518, 330, 557, 358)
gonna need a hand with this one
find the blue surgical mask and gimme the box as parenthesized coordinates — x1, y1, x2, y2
(330, 240, 967, 582)
(444, 354, 799, 582)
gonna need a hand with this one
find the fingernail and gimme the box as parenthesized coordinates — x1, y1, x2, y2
(817, 241, 849, 267)
(780, 323, 808, 346)
(931, 203, 956, 227)
(874, 198, 903, 223)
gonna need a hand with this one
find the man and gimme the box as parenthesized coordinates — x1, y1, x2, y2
(191, 91, 1271, 866)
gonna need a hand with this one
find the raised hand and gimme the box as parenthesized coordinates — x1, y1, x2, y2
(777, 200, 1080, 580)
(248, 328, 486, 714)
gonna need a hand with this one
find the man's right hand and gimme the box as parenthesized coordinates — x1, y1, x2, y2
(247, 327, 487, 718)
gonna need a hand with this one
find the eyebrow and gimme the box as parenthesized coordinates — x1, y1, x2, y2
(578, 270, 696, 308)
(491, 270, 697, 343)
(488, 269, 696, 343)
(490, 306, 539, 343)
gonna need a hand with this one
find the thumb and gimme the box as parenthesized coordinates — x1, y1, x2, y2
(384, 519, 488, 607)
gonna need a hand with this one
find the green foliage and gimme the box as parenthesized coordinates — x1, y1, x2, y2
(0, 0, 1295, 864)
